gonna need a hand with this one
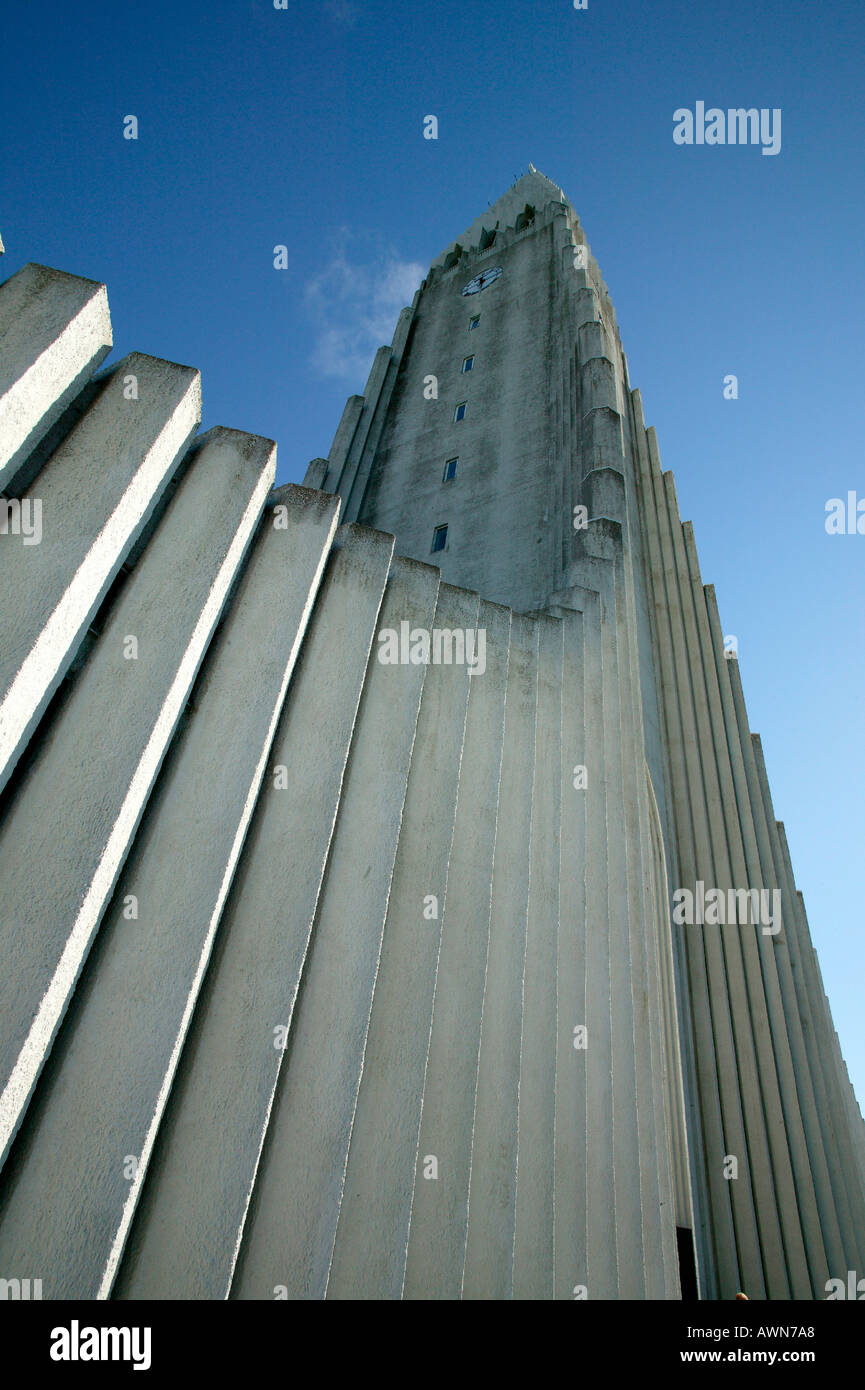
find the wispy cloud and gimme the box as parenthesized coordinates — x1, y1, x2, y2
(305, 240, 424, 385)
(324, 0, 359, 31)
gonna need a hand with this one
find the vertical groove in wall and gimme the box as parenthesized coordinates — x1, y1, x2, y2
(3, 224, 864, 1304)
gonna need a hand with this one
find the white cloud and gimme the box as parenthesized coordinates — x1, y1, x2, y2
(305, 244, 424, 386)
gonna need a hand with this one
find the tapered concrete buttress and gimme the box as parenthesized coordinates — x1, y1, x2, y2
(0, 352, 201, 796)
(551, 610, 588, 1300)
(702, 581, 841, 1291)
(650, 455, 765, 1298)
(0, 426, 274, 1167)
(0, 263, 112, 493)
(512, 615, 563, 1298)
(124, 553, 439, 1300)
(612, 536, 676, 1301)
(630, 400, 719, 1298)
(749, 728, 865, 1276)
(599, 555, 646, 1300)
(112, 523, 396, 1299)
(401, 602, 511, 1299)
(460, 613, 539, 1299)
(2, 180, 864, 1304)
(580, 586, 618, 1300)
(641, 438, 738, 1295)
(0, 485, 339, 1298)
(326, 583, 479, 1299)
(664, 479, 790, 1300)
(676, 521, 812, 1300)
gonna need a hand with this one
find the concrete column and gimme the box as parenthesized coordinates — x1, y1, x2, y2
(662, 471, 787, 1300)
(337, 347, 394, 521)
(401, 603, 511, 1299)
(551, 610, 587, 1300)
(327, 583, 480, 1299)
(0, 352, 201, 795)
(703, 581, 842, 1290)
(158, 554, 440, 1301)
(460, 614, 539, 1299)
(326, 396, 363, 491)
(302, 457, 328, 489)
(0, 264, 112, 492)
(598, 558, 645, 1301)
(631, 405, 717, 1295)
(645, 429, 753, 1297)
(513, 615, 563, 1298)
(612, 539, 675, 1301)
(750, 731, 865, 1274)
(112, 523, 397, 1300)
(0, 485, 339, 1298)
(677, 521, 812, 1299)
(0, 425, 274, 1167)
(579, 586, 618, 1299)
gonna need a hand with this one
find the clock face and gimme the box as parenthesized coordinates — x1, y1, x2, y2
(461, 266, 503, 296)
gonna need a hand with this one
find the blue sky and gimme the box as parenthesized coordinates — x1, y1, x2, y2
(2, 0, 864, 1105)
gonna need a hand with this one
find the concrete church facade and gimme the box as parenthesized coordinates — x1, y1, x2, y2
(0, 171, 862, 1301)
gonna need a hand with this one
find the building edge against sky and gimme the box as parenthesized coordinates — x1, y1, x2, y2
(305, 166, 865, 1299)
(0, 171, 863, 1299)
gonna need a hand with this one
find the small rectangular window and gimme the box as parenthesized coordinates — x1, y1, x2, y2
(453, 401, 467, 422)
(462, 356, 474, 373)
(432, 524, 448, 553)
(443, 457, 458, 482)
(469, 316, 480, 330)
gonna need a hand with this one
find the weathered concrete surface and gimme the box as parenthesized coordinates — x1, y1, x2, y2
(0, 485, 338, 1298)
(114, 524, 397, 1299)
(460, 613, 538, 1299)
(513, 614, 563, 1298)
(401, 602, 512, 1299)
(0, 352, 201, 796)
(326, 582, 478, 1300)
(0, 263, 112, 492)
(0, 426, 274, 1167)
(1, 178, 864, 1305)
(220, 555, 440, 1301)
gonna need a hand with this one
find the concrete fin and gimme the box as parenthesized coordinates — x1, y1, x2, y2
(327, 582, 480, 1299)
(113, 523, 396, 1300)
(460, 613, 539, 1299)
(0, 352, 201, 796)
(0, 426, 274, 1168)
(402, 601, 511, 1298)
(512, 615, 563, 1298)
(0, 263, 113, 492)
(0, 485, 339, 1298)
(213, 555, 439, 1300)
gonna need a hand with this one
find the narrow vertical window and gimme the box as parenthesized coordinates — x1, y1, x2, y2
(462, 356, 474, 373)
(453, 401, 467, 422)
(443, 457, 458, 482)
(431, 524, 448, 553)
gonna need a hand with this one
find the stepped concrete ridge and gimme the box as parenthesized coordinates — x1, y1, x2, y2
(0, 172, 863, 1300)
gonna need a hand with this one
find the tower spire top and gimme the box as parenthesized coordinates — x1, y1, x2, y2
(431, 167, 569, 268)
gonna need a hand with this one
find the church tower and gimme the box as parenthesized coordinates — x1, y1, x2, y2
(1, 175, 863, 1303)
(308, 167, 865, 1300)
